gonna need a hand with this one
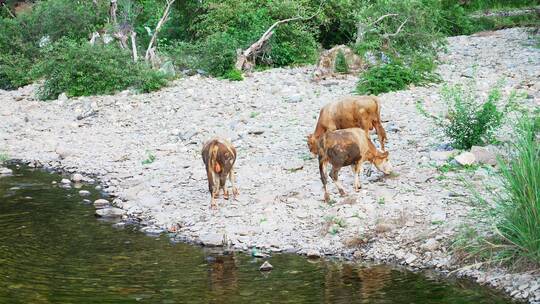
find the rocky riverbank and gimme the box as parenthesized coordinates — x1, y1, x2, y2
(1, 28, 539, 302)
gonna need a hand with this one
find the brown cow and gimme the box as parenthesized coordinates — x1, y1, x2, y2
(201, 138, 239, 209)
(307, 96, 387, 155)
(317, 128, 393, 203)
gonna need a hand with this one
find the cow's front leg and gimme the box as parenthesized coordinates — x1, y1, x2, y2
(319, 157, 330, 202)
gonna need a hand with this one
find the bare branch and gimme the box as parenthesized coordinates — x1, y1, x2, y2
(235, 2, 324, 71)
(1, 3, 16, 18)
(383, 17, 408, 38)
(355, 13, 399, 45)
(145, 0, 175, 62)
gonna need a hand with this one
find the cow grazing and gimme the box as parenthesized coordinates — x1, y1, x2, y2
(307, 95, 387, 155)
(201, 138, 239, 209)
(317, 128, 393, 203)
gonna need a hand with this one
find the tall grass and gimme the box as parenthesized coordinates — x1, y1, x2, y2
(494, 116, 540, 264)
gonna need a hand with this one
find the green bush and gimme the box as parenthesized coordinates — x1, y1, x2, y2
(34, 39, 167, 100)
(356, 55, 439, 95)
(223, 69, 244, 81)
(334, 50, 349, 74)
(0, 18, 38, 89)
(438, 85, 506, 150)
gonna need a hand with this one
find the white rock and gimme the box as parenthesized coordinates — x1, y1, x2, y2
(95, 207, 126, 218)
(79, 190, 91, 197)
(429, 150, 454, 161)
(0, 167, 13, 175)
(421, 239, 440, 251)
(61, 178, 71, 184)
(93, 199, 110, 209)
(470, 146, 497, 166)
(405, 253, 417, 264)
(455, 152, 476, 166)
(71, 173, 84, 182)
(306, 249, 321, 259)
(259, 261, 273, 271)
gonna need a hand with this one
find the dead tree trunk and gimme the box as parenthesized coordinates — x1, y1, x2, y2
(235, 6, 322, 72)
(145, 0, 175, 64)
(109, 0, 118, 25)
(355, 13, 398, 45)
(131, 31, 138, 62)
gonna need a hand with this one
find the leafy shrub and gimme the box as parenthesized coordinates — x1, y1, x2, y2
(0, 18, 38, 89)
(34, 39, 167, 100)
(223, 69, 243, 81)
(17, 0, 107, 42)
(438, 85, 506, 150)
(334, 50, 349, 74)
(356, 55, 439, 95)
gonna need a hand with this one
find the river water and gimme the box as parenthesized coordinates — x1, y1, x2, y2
(0, 165, 513, 303)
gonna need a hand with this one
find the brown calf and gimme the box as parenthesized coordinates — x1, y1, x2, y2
(307, 95, 387, 154)
(201, 138, 239, 209)
(317, 128, 393, 203)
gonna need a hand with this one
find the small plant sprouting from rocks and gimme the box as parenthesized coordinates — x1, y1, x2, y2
(223, 69, 244, 81)
(334, 50, 349, 74)
(142, 151, 156, 165)
(324, 215, 347, 235)
(300, 153, 314, 161)
(250, 111, 260, 118)
(417, 82, 517, 150)
(0, 152, 8, 163)
(377, 197, 385, 205)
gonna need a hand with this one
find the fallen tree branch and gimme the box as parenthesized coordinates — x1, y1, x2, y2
(1, 2, 16, 18)
(355, 13, 399, 44)
(131, 31, 138, 62)
(235, 2, 324, 71)
(145, 0, 175, 63)
(382, 17, 408, 39)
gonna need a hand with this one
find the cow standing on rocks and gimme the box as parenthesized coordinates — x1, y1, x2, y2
(201, 138, 239, 209)
(307, 95, 387, 154)
(317, 128, 393, 202)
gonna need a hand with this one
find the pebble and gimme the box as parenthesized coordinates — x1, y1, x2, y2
(259, 261, 273, 271)
(93, 199, 110, 209)
(79, 190, 91, 197)
(95, 207, 126, 218)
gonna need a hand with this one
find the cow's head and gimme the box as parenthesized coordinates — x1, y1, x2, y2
(372, 151, 393, 175)
(306, 134, 318, 155)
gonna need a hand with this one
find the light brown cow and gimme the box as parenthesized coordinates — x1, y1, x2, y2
(317, 128, 392, 203)
(307, 96, 387, 155)
(201, 138, 239, 209)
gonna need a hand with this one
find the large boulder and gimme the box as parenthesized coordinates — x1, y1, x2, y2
(471, 146, 497, 166)
(313, 45, 365, 81)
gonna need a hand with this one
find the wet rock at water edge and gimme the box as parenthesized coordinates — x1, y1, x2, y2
(259, 261, 273, 271)
(71, 173, 84, 182)
(95, 207, 126, 218)
(0, 167, 13, 175)
(200, 233, 225, 247)
(306, 249, 321, 259)
(93, 199, 110, 209)
(79, 190, 91, 197)
(61, 178, 71, 184)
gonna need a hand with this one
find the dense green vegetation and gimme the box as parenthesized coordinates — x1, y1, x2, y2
(0, 0, 537, 98)
(417, 83, 513, 150)
(454, 115, 540, 267)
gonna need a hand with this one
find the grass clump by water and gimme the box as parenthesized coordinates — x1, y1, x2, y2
(453, 115, 540, 268)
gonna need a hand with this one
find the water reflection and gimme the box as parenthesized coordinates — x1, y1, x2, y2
(0, 165, 512, 304)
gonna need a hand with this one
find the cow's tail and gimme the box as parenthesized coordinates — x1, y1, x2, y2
(209, 144, 222, 173)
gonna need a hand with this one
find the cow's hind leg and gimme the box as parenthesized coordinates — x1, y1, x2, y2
(229, 168, 239, 199)
(219, 173, 229, 200)
(353, 161, 363, 192)
(209, 170, 220, 209)
(330, 166, 346, 197)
